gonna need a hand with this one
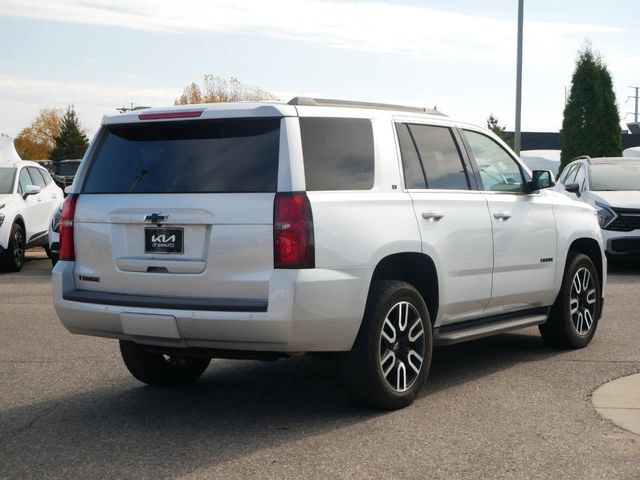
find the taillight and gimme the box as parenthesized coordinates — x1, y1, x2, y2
(59, 194, 78, 261)
(274, 192, 315, 269)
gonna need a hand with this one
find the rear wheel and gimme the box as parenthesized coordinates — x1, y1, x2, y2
(539, 253, 601, 348)
(119, 341, 211, 387)
(0, 223, 25, 272)
(342, 280, 432, 410)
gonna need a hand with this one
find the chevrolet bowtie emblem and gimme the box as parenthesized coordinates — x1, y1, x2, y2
(144, 213, 168, 225)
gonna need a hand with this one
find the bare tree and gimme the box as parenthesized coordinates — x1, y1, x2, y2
(175, 74, 278, 105)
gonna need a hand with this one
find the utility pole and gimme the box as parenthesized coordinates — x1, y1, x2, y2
(629, 86, 639, 123)
(514, 0, 524, 156)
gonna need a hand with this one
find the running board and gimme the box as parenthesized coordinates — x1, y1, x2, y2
(433, 313, 548, 346)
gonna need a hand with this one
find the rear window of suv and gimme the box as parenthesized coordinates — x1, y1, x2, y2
(82, 118, 281, 194)
(300, 118, 374, 191)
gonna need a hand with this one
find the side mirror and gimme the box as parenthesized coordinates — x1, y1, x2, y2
(564, 183, 581, 197)
(23, 184, 41, 200)
(525, 170, 555, 193)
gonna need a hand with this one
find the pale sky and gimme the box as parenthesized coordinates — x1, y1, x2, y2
(0, 0, 638, 138)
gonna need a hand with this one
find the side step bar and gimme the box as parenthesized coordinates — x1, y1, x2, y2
(433, 312, 548, 346)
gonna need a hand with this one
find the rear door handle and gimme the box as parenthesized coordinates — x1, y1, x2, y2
(422, 211, 445, 222)
(493, 212, 512, 221)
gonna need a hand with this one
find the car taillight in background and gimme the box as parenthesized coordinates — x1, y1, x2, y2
(274, 192, 315, 269)
(59, 194, 78, 261)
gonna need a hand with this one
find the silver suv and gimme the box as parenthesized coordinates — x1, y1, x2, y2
(53, 98, 606, 409)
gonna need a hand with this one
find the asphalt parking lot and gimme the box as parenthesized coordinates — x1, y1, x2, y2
(1, 251, 639, 479)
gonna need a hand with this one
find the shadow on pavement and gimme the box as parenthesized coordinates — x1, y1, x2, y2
(607, 256, 640, 276)
(0, 330, 562, 479)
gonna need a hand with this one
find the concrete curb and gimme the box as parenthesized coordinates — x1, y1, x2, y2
(592, 373, 640, 435)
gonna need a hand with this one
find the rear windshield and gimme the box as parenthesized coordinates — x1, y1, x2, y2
(0, 168, 15, 194)
(82, 118, 281, 194)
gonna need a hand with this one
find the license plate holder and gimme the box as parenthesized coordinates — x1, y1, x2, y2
(144, 227, 184, 254)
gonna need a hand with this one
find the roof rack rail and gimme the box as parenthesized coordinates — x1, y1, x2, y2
(288, 97, 446, 116)
(571, 155, 592, 163)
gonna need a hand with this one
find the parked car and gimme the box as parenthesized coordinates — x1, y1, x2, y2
(52, 98, 606, 409)
(48, 204, 61, 266)
(557, 156, 640, 257)
(50, 159, 81, 190)
(0, 137, 64, 271)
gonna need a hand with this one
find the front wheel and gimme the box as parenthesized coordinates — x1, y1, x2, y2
(119, 341, 211, 387)
(539, 253, 601, 349)
(0, 223, 25, 272)
(342, 280, 433, 410)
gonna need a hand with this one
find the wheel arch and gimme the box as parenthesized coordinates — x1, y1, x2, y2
(568, 237, 603, 291)
(366, 252, 439, 325)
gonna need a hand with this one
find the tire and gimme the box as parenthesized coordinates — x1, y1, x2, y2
(342, 280, 433, 410)
(50, 253, 59, 267)
(0, 223, 25, 272)
(119, 340, 211, 387)
(44, 245, 53, 259)
(539, 253, 601, 349)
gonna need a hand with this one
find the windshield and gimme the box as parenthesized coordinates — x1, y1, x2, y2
(54, 162, 80, 176)
(590, 163, 640, 191)
(0, 168, 16, 194)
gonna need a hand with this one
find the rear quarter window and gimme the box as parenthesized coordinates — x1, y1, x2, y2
(82, 118, 281, 194)
(300, 117, 374, 191)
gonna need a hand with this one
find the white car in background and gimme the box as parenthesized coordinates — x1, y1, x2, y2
(557, 156, 640, 257)
(0, 136, 63, 271)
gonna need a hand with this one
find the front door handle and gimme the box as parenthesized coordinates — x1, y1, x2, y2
(493, 212, 512, 221)
(422, 211, 445, 222)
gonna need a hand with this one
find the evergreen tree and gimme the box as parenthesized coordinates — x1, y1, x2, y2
(486, 114, 513, 148)
(50, 106, 89, 161)
(560, 45, 622, 173)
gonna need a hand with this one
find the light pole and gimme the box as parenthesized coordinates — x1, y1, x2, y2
(514, 0, 524, 156)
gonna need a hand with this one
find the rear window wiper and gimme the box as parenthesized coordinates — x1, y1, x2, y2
(128, 167, 149, 193)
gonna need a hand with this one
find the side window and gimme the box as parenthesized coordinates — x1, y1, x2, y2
(28, 168, 47, 188)
(38, 168, 52, 185)
(464, 130, 524, 192)
(395, 124, 426, 189)
(399, 124, 469, 190)
(300, 118, 374, 191)
(573, 165, 586, 190)
(560, 165, 576, 184)
(18, 168, 33, 194)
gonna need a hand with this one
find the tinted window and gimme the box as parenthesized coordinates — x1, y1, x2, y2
(396, 124, 427, 189)
(54, 161, 81, 176)
(18, 168, 33, 194)
(28, 168, 47, 188)
(300, 118, 374, 190)
(0, 168, 16, 194)
(590, 163, 640, 191)
(406, 124, 469, 190)
(83, 118, 281, 193)
(464, 131, 524, 192)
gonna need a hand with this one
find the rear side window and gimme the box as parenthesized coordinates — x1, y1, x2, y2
(396, 123, 469, 190)
(82, 118, 281, 193)
(300, 118, 374, 191)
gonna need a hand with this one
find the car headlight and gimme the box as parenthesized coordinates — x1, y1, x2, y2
(51, 210, 61, 233)
(0, 213, 4, 228)
(595, 201, 616, 229)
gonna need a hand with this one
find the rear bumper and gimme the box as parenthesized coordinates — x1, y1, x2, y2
(52, 261, 370, 352)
